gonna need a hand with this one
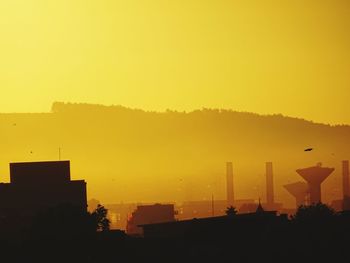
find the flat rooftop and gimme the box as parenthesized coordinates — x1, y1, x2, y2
(10, 160, 71, 185)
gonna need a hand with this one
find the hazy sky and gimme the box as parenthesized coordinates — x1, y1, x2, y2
(0, 0, 349, 124)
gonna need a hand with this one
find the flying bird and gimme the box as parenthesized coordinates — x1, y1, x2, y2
(304, 148, 313, 152)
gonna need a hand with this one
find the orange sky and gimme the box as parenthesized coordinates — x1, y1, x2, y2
(0, 0, 349, 124)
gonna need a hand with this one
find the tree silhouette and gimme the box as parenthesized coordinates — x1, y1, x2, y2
(225, 206, 237, 217)
(291, 202, 336, 223)
(28, 204, 96, 245)
(92, 204, 110, 231)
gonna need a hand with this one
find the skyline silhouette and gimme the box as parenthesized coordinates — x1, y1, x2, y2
(1, 102, 349, 208)
(1, 159, 350, 262)
(1, 0, 350, 261)
(1, 154, 349, 229)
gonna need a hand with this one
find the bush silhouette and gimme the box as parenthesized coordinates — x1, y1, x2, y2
(291, 203, 336, 223)
(225, 206, 237, 217)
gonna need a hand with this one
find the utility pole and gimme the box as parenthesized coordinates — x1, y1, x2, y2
(211, 194, 215, 217)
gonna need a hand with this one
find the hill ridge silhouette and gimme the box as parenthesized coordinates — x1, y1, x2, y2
(48, 101, 348, 127)
(0, 101, 349, 207)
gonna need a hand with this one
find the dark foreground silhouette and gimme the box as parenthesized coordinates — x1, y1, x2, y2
(1, 203, 350, 263)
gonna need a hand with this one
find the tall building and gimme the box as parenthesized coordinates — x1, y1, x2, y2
(0, 160, 87, 217)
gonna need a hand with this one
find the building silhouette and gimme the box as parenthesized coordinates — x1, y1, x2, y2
(126, 203, 176, 236)
(139, 204, 287, 239)
(0, 160, 87, 217)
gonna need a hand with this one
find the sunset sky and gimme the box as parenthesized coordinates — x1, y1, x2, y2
(0, 0, 349, 124)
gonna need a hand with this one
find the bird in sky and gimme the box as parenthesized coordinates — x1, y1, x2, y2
(304, 148, 313, 152)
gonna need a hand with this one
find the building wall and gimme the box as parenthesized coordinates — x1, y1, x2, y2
(0, 161, 87, 217)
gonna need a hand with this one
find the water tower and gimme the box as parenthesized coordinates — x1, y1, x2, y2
(283, 181, 308, 208)
(296, 163, 334, 204)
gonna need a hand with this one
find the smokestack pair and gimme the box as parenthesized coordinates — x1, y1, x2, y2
(226, 162, 275, 209)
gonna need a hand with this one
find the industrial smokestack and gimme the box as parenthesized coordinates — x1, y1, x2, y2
(342, 160, 350, 210)
(266, 162, 274, 208)
(226, 162, 234, 207)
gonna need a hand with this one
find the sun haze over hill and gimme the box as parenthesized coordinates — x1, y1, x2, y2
(0, 0, 350, 124)
(1, 102, 349, 208)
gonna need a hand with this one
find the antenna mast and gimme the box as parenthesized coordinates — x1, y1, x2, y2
(211, 194, 215, 217)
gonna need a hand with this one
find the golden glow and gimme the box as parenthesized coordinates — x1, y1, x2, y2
(0, 1, 350, 124)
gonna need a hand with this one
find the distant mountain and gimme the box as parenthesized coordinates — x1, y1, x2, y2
(1, 102, 349, 207)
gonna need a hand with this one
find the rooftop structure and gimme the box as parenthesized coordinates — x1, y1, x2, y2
(126, 203, 176, 236)
(139, 209, 287, 239)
